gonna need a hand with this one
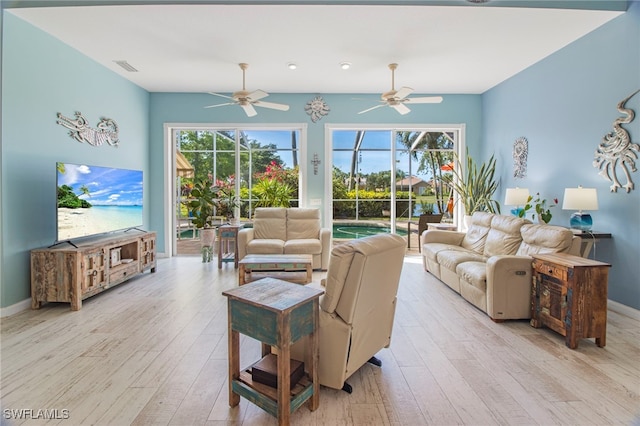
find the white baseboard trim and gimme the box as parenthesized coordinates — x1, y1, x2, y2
(609, 299, 640, 320)
(1, 298, 31, 318)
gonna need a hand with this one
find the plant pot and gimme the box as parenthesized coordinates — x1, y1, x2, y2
(419, 213, 443, 224)
(199, 228, 216, 262)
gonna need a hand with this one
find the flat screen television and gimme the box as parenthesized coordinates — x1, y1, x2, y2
(56, 162, 143, 242)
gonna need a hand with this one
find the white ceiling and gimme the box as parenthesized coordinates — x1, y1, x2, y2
(9, 4, 623, 95)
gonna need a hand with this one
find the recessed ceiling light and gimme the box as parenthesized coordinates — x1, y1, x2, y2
(340, 62, 351, 70)
(287, 62, 297, 70)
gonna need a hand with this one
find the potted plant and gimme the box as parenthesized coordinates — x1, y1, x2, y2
(441, 150, 500, 229)
(444, 150, 501, 217)
(518, 193, 557, 223)
(418, 202, 443, 223)
(187, 179, 218, 261)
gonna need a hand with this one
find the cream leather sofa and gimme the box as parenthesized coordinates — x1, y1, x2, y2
(421, 212, 581, 321)
(237, 207, 331, 270)
(293, 233, 406, 392)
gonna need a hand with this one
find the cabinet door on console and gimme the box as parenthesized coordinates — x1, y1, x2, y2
(82, 250, 107, 294)
(536, 274, 568, 336)
(140, 234, 156, 272)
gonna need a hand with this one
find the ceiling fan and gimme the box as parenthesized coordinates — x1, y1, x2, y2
(204, 63, 290, 117)
(358, 63, 443, 115)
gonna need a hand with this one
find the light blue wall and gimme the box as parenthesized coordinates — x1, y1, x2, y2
(149, 93, 482, 249)
(1, 12, 150, 309)
(482, 2, 640, 309)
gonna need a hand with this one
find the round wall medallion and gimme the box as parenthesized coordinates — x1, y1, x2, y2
(304, 96, 330, 123)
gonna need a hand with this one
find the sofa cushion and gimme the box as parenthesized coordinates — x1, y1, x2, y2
(456, 261, 487, 292)
(246, 239, 285, 254)
(517, 224, 575, 256)
(253, 208, 287, 241)
(422, 243, 469, 263)
(484, 215, 529, 257)
(437, 249, 487, 272)
(321, 243, 355, 314)
(284, 239, 322, 255)
(287, 208, 321, 240)
(460, 212, 493, 254)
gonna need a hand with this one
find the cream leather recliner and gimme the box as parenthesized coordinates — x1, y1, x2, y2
(299, 233, 406, 392)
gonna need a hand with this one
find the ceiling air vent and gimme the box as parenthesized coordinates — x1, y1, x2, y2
(113, 60, 138, 72)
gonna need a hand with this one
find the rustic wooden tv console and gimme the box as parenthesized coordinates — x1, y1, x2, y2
(31, 231, 156, 311)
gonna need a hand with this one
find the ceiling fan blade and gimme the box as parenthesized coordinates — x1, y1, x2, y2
(358, 104, 385, 114)
(204, 102, 235, 109)
(395, 86, 414, 100)
(392, 103, 411, 115)
(208, 92, 234, 100)
(241, 103, 257, 117)
(247, 90, 269, 102)
(254, 101, 290, 111)
(404, 96, 444, 104)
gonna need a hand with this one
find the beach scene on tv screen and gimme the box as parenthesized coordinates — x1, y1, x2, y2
(57, 163, 143, 240)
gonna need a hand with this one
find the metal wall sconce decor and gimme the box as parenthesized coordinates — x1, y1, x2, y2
(513, 136, 528, 179)
(304, 96, 330, 123)
(593, 89, 639, 193)
(56, 111, 120, 147)
(311, 153, 321, 175)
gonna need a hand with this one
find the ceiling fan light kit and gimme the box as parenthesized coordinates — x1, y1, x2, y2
(358, 63, 443, 115)
(204, 63, 290, 117)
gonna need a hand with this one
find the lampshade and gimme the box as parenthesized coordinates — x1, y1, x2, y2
(562, 186, 598, 231)
(562, 187, 599, 211)
(504, 188, 530, 206)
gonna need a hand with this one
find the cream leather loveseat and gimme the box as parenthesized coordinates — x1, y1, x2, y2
(421, 212, 581, 321)
(237, 207, 331, 270)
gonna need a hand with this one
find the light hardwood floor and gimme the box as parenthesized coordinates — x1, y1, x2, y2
(1, 253, 639, 425)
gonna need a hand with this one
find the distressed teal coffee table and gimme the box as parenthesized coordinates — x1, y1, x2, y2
(222, 277, 323, 425)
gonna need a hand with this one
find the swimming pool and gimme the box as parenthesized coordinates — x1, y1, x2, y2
(332, 223, 408, 239)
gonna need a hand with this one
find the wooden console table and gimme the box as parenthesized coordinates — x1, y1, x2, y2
(531, 253, 610, 349)
(222, 278, 323, 425)
(31, 231, 156, 310)
(571, 230, 612, 258)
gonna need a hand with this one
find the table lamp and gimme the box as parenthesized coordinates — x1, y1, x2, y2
(562, 186, 598, 231)
(504, 187, 530, 216)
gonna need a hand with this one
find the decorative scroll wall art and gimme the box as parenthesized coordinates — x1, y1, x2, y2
(593, 89, 639, 193)
(304, 96, 330, 122)
(513, 136, 528, 179)
(56, 111, 120, 147)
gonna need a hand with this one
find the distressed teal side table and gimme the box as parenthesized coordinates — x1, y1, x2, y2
(222, 277, 323, 425)
(218, 224, 241, 269)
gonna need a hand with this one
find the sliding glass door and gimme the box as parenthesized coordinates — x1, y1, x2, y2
(174, 127, 302, 255)
(330, 126, 461, 243)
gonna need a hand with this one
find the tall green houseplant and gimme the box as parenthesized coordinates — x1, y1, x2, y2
(445, 150, 501, 215)
(187, 179, 218, 229)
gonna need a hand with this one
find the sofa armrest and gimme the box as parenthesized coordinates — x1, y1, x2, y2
(420, 230, 466, 246)
(486, 255, 533, 320)
(319, 227, 331, 270)
(237, 228, 254, 261)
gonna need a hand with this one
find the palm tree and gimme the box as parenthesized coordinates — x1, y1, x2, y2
(80, 185, 91, 198)
(396, 131, 453, 214)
